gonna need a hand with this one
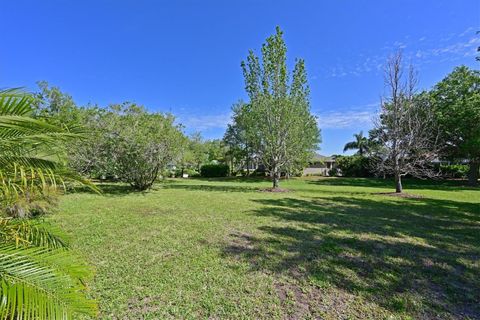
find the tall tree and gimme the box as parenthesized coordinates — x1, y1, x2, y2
(240, 27, 320, 189)
(373, 52, 441, 193)
(431, 66, 480, 186)
(343, 131, 370, 156)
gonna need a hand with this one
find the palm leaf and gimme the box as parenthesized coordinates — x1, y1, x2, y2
(0, 245, 97, 319)
(0, 88, 98, 319)
(0, 88, 33, 116)
(0, 90, 99, 209)
(0, 219, 68, 249)
(343, 141, 359, 152)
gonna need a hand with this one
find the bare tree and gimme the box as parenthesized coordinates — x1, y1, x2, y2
(373, 52, 440, 193)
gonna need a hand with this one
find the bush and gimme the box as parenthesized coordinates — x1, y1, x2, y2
(200, 164, 229, 177)
(328, 167, 339, 176)
(174, 168, 200, 178)
(251, 169, 267, 177)
(335, 155, 372, 177)
(439, 164, 468, 179)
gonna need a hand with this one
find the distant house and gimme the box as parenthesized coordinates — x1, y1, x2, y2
(303, 154, 336, 176)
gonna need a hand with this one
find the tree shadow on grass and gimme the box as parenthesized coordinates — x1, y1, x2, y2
(223, 195, 480, 318)
(309, 177, 478, 192)
(190, 176, 271, 183)
(74, 183, 150, 196)
(162, 183, 260, 193)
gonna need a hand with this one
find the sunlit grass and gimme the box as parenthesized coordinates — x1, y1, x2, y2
(50, 177, 479, 319)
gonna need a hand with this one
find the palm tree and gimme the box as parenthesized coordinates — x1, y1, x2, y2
(343, 131, 369, 156)
(0, 88, 97, 319)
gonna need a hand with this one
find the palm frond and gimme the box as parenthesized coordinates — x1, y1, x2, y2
(0, 88, 98, 319)
(0, 219, 68, 249)
(343, 141, 358, 152)
(0, 245, 97, 319)
(0, 88, 33, 116)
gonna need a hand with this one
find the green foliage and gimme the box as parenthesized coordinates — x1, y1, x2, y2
(240, 27, 320, 188)
(174, 168, 199, 178)
(33, 84, 187, 190)
(0, 218, 96, 319)
(0, 88, 96, 318)
(223, 102, 255, 174)
(0, 88, 97, 217)
(178, 132, 207, 172)
(103, 103, 184, 190)
(335, 155, 372, 177)
(439, 164, 469, 179)
(430, 66, 480, 185)
(204, 139, 228, 164)
(328, 167, 339, 177)
(68, 103, 184, 190)
(200, 164, 229, 177)
(343, 131, 370, 156)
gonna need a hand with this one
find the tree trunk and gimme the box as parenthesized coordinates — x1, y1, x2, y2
(468, 160, 479, 187)
(272, 166, 280, 189)
(246, 154, 250, 177)
(395, 172, 403, 193)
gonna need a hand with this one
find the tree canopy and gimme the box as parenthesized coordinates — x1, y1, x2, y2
(239, 27, 320, 188)
(430, 66, 480, 186)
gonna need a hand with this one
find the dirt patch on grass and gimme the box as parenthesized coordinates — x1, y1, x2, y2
(274, 277, 390, 319)
(374, 192, 424, 199)
(127, 296, 161, 314)
(224, 231, 256, 255)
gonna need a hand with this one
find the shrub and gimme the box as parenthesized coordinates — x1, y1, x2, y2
(328, 167, 339, 176)
(439, 164, 468, 179)
(79, 104, 184, 190)
(335, 155, 372, 177)
(200, 164, 229, 177)
(251, 169, 267, 177)
(174, 168, 199, 178)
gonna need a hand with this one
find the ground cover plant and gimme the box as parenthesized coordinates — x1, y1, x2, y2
(49, 177, 479, 319)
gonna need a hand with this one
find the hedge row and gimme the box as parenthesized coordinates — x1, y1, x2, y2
(200, 164, 229, 177)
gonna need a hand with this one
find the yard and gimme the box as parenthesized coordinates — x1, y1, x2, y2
(50, 177, 479, 319)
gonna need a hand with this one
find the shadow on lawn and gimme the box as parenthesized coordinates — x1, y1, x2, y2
(76, 183, 159, 196)
(223, 195, 480, 318)
(309, 177, 478, 191)
(162, 183, 259, 193)
(190, 176, 271, 183)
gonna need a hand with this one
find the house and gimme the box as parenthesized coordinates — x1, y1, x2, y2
(303, 153, 336, 176)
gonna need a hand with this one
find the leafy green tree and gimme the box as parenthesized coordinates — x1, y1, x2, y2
(32, 82, 115, 178)
(0, 88, 97, 318)
(431, 66, 480, 186)
(33, 81, 79, 125)
(343, 131, 370, 156)
(103, 103, 185, 190)
(223, 101, 255, 175)
(240, 27, 320, 188)
(335, 155, 371, 177)
(204, 139, 228, 164)
(189, 132, 208, 171)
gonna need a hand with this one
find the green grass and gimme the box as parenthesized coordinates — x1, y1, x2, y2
(49, 177, 479, 319)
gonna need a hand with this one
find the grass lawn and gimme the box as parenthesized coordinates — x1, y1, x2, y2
(49, 177, 479, 319)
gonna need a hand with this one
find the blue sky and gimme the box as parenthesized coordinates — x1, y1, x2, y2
(1, 1, 479, 155)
